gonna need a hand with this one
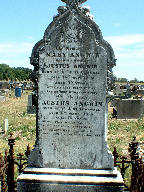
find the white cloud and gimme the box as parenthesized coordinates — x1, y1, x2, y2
(105, 34, 144, 47)
(0, 42, 34, 68)
(0, 42, 34, 54)
(0, 35, 144, 80)
(104, 34, 144, 61)
(116, 48, 144, 60)
(26, 36, 34, 40)
(104, 34, 144, 80)
(113, 23, 121, 27)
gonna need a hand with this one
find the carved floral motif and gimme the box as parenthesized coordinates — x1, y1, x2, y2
(61, 0, 87, 6)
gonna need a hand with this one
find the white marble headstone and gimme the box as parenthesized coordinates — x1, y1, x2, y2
(29, 0, 115, 170)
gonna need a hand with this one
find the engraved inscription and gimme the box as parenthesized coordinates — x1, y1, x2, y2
(39, 17, 107, 137)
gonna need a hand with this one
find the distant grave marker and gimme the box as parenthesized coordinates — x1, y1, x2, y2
(27, 95, 36, 114)
(112, 99, 144, 119)
(0, 96, 6, 102)
(3, 119, 8, 134)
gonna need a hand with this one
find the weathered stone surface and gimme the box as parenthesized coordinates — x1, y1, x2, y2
(137, 89, 144, 95)
(61, 0, 87, 5)
(28, 0, 115, 169)
(112, 99, 144, 119)
(0, 96, 6, 102)
(18, 183, 124, 192)
(27, 95, 36, 114)
(17, 168, 124, 192)
(0, 82, 8, 89)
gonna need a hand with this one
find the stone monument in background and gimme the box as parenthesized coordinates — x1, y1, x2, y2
(18, 0, 124, 191)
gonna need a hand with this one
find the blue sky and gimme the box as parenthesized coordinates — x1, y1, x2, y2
(0, 0, 144, 81)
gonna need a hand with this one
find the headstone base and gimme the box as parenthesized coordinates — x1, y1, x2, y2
(17, 168, 124, 192)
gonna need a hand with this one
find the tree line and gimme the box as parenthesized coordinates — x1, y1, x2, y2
(116, 77, 144, 84)
(0, 64, 32, 81)
(0, 63, 143, 83)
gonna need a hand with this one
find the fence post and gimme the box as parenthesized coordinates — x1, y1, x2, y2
(0, 153, 5, 192)
(113, 147, 119, 166)
(1, 174, 7, 192)
(129, 136, 139, 191)
(0, 150, 8, 192)
(7, 133, 15, 192)
(137, 158, 143, 192)
(142, 164, 144, 192)
(25, 144, 30, 158)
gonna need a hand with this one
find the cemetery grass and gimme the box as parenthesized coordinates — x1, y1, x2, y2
(0, 92, 144, 186)
(0, 92, 144, 155)
(0, 90, 36, 154)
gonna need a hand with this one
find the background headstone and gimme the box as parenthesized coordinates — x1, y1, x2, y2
(113, 84, 123, 96)
(0, 82, 8, 89)
(0, 96, 6, 102)
(27, 95, 36, 114)
(112, 99, 144, 119)
(3, 119, 8, 134)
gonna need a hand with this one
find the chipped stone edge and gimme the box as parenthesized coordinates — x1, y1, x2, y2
(17, 168, 124, 185)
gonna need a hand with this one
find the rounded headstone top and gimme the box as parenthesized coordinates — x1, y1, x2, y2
(61, 0, 87, 5)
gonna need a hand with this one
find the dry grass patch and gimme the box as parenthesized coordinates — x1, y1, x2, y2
(0, 91, 35, 154)
(0, 91, 144, 158)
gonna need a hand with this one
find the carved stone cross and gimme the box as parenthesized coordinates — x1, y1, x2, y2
(61, 0, 87, 6)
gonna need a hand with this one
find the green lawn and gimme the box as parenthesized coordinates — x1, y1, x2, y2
(0, 90, 144, 154)
(0, 90, 144, 187)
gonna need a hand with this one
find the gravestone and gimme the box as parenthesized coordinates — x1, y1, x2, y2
(140, 85, 144, 90)
(0, 96, 6, 102)
(137, 89, 144, 96)
(113, 84, 123, 96)
(17, 0, 123, 191)
(3, 119, 8, 134)
(27, 95, 36, 114)
(112, 99, 144, 119)
(0, 82, 8, 89)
